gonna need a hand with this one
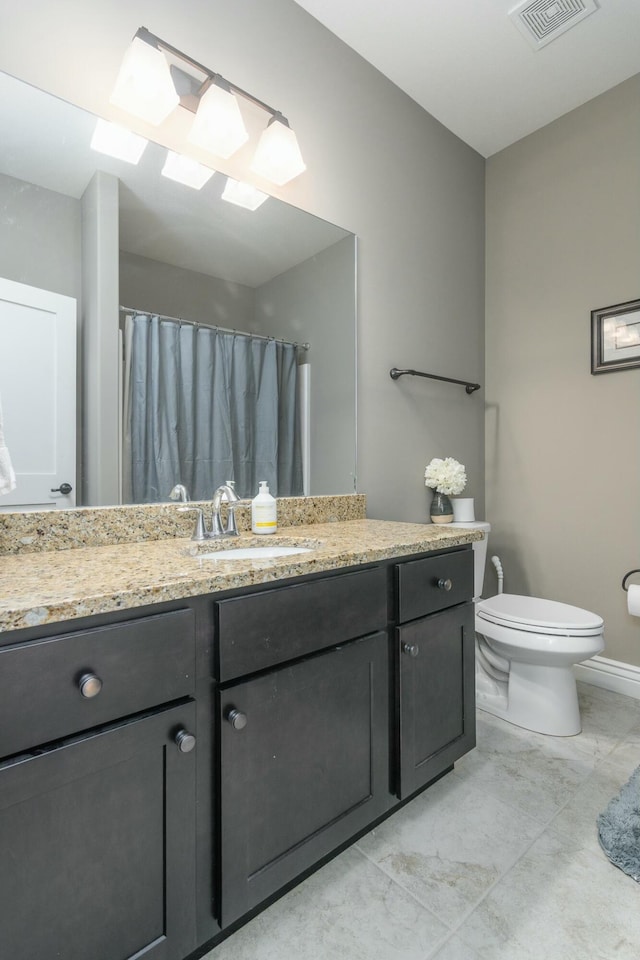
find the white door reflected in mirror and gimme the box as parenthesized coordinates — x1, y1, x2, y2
(0, 278, 76, 510)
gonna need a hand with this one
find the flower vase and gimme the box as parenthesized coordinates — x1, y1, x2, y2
(430, 491, 453, 524)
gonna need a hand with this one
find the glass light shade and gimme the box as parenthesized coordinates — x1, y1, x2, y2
(109, 36, 179, 125)
(90, 119, 148, 164)
(187, 83, 249, 159)
(221, 177, 269, 211)
(250, 118, 306, 186)
(161, 151, 215, 189)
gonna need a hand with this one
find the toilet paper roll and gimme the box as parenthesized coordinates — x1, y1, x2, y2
(627, 584, 640, 618)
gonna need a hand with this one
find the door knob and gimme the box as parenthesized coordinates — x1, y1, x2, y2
(51, 482, 73, 495)
(402, 642, 419, 657)
(175, 729, 196, 753)
(78, 673, 102, 698)
(226, 707, 247, 730)
(437, 577, 453, 591)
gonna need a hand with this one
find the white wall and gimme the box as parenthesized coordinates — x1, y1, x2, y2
(0, 0, 485, 522)
(486, 75, 640, 667)
(0, 172, 82, 299)
(119, 252, 255, 330)
(255, 236, 356, 494)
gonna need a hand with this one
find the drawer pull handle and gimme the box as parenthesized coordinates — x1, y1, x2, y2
(437, 578, 453, 591)
(175, 729, 197, 753)
(79, 673, 103, 698)
(402, 642, 420, 658)
(227, 708, 248, 731)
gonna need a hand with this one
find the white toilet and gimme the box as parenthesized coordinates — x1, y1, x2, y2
(451, 521, 604, 736)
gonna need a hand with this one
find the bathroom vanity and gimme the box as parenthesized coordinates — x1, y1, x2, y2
(0, 505, 480, 960)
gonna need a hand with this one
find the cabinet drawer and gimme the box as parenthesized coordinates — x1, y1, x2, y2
(396, 549, 472, 623)
(216, 566, 387, 680)
(0, 609, 195, 758)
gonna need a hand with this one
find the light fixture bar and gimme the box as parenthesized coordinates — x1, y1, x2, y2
(135, 26, 287, 124)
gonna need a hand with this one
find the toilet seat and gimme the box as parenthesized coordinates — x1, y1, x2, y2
(477, 593, 604, 637)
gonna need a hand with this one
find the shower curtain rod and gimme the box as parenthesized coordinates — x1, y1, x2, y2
(119, 306, 310, 351)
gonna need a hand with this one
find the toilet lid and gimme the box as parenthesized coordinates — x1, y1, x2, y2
(477, 593, 603, 633)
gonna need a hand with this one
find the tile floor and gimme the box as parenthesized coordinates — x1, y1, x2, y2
(205, 683, 640, 960)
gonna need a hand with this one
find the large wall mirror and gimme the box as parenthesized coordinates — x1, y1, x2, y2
(0, 71, 356, 508)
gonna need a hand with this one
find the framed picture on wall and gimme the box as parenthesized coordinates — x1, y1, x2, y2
(591, 299, 640, 374)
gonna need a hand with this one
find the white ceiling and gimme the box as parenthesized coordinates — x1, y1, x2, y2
(291, 0, 640, 157)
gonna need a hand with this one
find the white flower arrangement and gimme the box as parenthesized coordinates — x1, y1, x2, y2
(424, 457, 467, 496)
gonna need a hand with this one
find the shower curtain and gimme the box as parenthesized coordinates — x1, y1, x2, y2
(122, 313, 303, 503)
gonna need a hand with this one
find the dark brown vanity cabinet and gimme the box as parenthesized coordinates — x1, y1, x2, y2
(395, 549, 476, 798)
(215, 567, 391, 927)
(0, 610, 198, 960)
(0, 543, 478, 960)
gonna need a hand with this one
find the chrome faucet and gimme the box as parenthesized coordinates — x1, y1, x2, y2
(210, 482, 242, 538)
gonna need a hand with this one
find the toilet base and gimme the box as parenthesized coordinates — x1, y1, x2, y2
(477, 661, 582, 736)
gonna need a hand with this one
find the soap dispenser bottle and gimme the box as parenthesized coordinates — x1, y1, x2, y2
(251, 481, 277, 535)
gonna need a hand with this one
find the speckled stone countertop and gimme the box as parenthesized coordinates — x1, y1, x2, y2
(0, 519, 482, 633)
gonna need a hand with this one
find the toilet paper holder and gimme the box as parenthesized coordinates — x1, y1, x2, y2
(621, 569, 640, 591)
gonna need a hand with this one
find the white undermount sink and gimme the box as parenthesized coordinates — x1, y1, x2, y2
(198, 545, 313, 561)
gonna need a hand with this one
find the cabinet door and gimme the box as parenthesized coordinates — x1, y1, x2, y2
(0, 702, 197, 960)
(218, 632, 390, 927)
(398, 603, 475, 799)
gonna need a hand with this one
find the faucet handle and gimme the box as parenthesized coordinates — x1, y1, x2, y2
(178, 506, 207, 541)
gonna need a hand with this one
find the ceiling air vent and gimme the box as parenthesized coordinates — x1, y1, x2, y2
(509, 0, 599, 50)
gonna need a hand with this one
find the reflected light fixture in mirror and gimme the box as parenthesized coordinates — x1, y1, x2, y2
(90, 119, 148, 164)
(161, 151, 215, 189)
(109, 27, 306, 186)
(222, 177, 269, 210)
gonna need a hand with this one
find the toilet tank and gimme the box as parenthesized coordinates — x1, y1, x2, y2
(449, 521, 490, 601)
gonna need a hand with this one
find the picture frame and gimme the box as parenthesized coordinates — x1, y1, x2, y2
(591, 298, 640, 375)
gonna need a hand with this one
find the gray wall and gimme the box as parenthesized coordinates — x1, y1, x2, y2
(119, 251, 255, 330)
(255, 236, 356, 494)
(486, 75, 640, 667)
(0, 0, 486, 523)
(0, 171, 82, 299)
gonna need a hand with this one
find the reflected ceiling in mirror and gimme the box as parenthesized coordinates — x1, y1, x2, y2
(0, 71, 357, 507)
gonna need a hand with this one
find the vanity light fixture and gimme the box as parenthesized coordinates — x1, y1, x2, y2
(109, 35, 180, 125)
(90, 118, 148, 164)
(110, 27, 306, 185)
(161, 151, 216, 189)
(250, 113, 306, 186)
(187, 79, 249, 159)
(221, 177, 269, 211)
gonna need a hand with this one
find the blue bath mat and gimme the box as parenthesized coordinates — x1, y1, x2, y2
(597, 765, 640, 882)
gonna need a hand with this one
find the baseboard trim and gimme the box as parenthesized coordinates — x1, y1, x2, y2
(575, 656, 640, 700)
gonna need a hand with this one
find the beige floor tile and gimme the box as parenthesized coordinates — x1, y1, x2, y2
(204, 847, 448, 960)
(356, 771, 542, 928)
(454, 829, 640, 960)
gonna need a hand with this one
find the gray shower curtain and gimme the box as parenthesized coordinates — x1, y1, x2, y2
(123, 314, 303, 503)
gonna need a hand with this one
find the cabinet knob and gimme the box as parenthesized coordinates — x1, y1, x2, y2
(402, 642, 420, 658)
(226, 707, 247, 730)
(175, 729, 196, 753)
(437, 577, 453, 592)
(78, 673, 102, 698)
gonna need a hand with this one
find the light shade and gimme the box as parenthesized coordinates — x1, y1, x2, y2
(161, 151, 215, 189)
(221, 177, 269, 211)
(187, 82, 249, 159)
(110, 36, 179, 125)
(90, 119, 148, 164)
(250, 116, 306, 186)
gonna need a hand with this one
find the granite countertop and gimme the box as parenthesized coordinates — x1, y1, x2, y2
(0, 519, 483, 633)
